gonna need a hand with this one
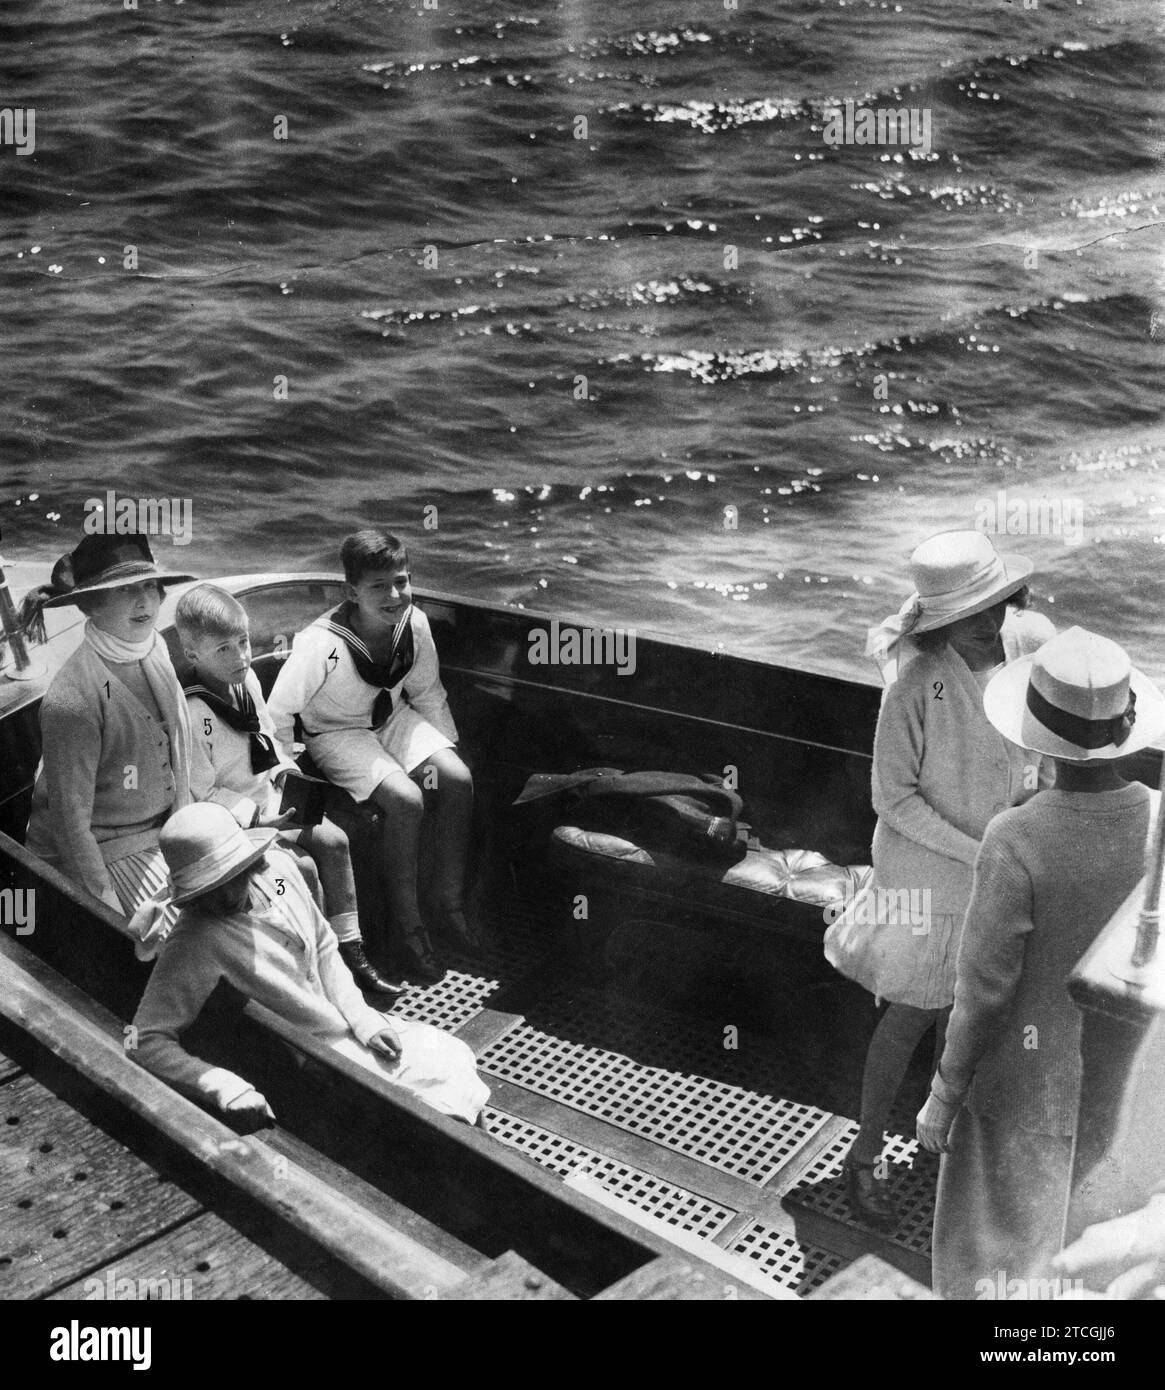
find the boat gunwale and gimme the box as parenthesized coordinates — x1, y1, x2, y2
(202, 571, 889, 690)
(3, 570, 888, 762)
(10, 570, 1162, 770)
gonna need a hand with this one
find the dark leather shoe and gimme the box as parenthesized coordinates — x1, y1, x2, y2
(430, 904, 487, 955)
(844, 1159, 898, 1232)
(396, 929, 446, 986)
(338, 940, 406, 998)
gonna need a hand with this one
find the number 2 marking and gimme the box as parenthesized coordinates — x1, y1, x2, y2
(932, 681, 944, 700)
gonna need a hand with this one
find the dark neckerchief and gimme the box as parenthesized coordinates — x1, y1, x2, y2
(183, 676, 280, 774)
(319, 601, 415, 728)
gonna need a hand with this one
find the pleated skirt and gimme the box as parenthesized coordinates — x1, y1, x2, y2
(108, 848, 179, 959)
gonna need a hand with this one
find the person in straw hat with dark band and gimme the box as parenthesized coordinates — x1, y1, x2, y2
(917, 627, 1165, 1299)
(825, 531, 1055, 1230)
(22, 533, 196, 949)
(130, 802, 489, 1125)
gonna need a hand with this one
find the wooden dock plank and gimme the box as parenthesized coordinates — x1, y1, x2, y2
(0, 934, 474, 1300)
(0, 1023, 393, 1300)
(49, 1212, 329, 1302)
(0, 1073, 203, 1300)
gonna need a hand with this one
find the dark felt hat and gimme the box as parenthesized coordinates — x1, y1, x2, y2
(40, 534, 196, 608)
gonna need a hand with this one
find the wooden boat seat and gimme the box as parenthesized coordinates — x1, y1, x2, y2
(543, 825, 871, 1017)
(548, 823, 870, 943)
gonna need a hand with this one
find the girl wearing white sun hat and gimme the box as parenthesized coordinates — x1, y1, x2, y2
(130, 803, 489, 1127)
(825, 530, 1056, 1231)
(917, 627, 1165, 1299)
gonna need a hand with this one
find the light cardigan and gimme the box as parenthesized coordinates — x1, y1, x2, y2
(25, 636, 192, 905)
(932, 783, 1154, 1136)
(187, 670, 298, 827)
(266, 604, 457, 756)
(131, 847, 388, 1110)
(870, 616, 1055, 927)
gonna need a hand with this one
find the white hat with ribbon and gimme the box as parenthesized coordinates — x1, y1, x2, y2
(160, 803, 278, 905)
(867, 530, 1033, 679)
(983, 626, 1165, 761)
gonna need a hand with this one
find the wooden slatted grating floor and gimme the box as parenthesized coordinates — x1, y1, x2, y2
(1, 882, 938, 1301)
(423, 885, 939, 1297)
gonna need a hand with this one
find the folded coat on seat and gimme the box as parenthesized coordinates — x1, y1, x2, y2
(515, 768, 746, 856)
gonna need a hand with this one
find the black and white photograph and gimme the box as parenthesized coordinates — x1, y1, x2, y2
(1, 0, 1163, 1344)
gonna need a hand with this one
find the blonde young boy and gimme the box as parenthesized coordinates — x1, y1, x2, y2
(175, 584, 401, 996)
(267, 531, 478, 986)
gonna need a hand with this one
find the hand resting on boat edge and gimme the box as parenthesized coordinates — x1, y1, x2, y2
(128, 804, 489, 1128)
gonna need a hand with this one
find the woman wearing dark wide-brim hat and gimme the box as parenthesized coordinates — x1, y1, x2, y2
(917, 627, 1165, 1298)
(824, 530, 1056, 1231)
(22, 532, 196, 952)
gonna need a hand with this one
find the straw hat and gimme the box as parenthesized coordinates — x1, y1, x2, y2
(40, 534, 195, 609)
(901, 531, 1032, 636)
(160, 803, 277, 905)
(984, 626, 1165, 761)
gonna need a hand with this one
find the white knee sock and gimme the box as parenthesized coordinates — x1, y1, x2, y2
(331, 912, 360, 944)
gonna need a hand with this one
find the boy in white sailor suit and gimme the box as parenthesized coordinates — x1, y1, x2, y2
(267, 530, 478, 986)
(176, 583, 402, 998)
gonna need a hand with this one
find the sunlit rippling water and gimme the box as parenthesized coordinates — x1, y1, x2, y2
(2, 0, 1164, 684)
